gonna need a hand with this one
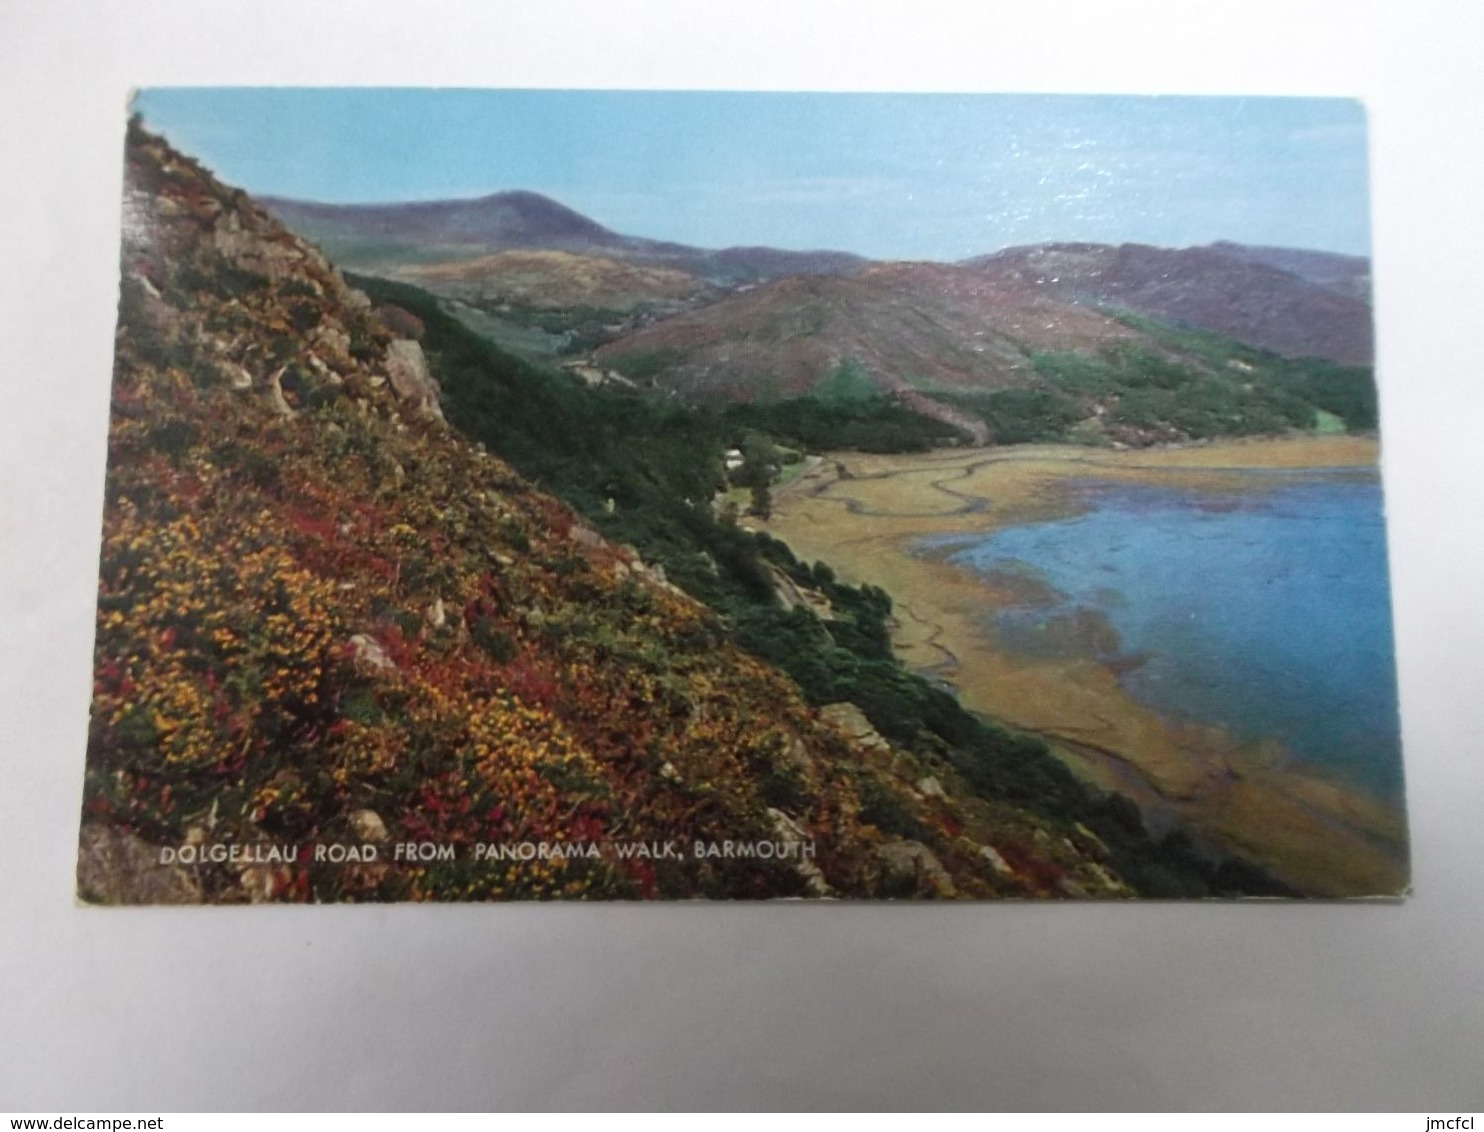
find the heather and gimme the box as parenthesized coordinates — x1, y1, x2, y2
(80, 122, 1290, 903)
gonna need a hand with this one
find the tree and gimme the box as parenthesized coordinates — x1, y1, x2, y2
(749, 480, 772, 520)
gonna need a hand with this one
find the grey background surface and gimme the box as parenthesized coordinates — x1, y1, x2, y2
(2, 0, 1481, 1111)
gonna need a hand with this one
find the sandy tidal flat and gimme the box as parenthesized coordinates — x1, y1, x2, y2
(761, 437, 1408, 897)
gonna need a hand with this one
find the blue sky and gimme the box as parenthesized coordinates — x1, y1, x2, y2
(133, 89, 1371, 260)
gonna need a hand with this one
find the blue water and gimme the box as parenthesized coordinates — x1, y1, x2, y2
(925, 471, 1405, 802)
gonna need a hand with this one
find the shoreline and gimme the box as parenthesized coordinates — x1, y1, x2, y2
(761, 435, 1409, 897)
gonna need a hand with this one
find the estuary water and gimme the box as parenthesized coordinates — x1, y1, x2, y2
(925, 470, 1405, 803)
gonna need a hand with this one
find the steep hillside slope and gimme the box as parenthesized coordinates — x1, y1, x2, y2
(585, 257, 1377, 449)
(592, 261, 1147, 400)
(969, 242, 1374, 365)
(86, 123, 1251, 903)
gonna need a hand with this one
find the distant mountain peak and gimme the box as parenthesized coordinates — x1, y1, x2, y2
(261, 189, 625, 251)
(262, 193, 868, 287)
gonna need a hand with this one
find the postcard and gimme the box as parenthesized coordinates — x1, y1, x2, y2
(77, 89, 1406, 902)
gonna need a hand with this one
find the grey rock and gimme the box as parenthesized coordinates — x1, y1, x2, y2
(916, 775, 946, 799)
(820, 703, 892, 754)
(768, 808, 832, 897)
(1072, 822, 1112, 861)
(569, 524, 605, 550)
(978, 843, 1016, 880)
(265, 365, 295, 417)
(348, 633, 395, 674)
(350, 809, 390, 843)
(877, 839, 956, 898)
(781, 734, 813, 771)
(384, 338, 445, 422)
(76, 824, 202, 905)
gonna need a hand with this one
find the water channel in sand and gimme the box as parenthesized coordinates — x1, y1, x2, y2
(760, 436, 1409, 897)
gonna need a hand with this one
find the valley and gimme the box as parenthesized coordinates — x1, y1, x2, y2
(81, 110, 1401, 903)
(271, 193, 1378, 453)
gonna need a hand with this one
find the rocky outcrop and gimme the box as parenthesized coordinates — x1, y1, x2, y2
(118, 120, 446, 430)
(877, 839, 957, 898)
(347, 634, 396, 674)
(977, 842, 1016, 881)
(350, 810, 390, 843)
(819, 702, 892, 755)
(374, 303, 426, 340)
(383, 339, 445, 422)
(769, 808, 833, 897)
(76, 826, 202, 905)
(211, 208, 336, 284)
